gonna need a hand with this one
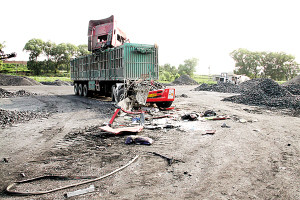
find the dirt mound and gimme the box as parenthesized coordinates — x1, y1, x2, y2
(172, 75, 198, 85)
(0, 88, 36, 98)
(41, 80, 72, 86)
(282, 75, 300, 86)
(222, 78, 299, 109)
(193, 83, 241, 93)
(0, 109, 50, 128)
(0, 74, 41, 86)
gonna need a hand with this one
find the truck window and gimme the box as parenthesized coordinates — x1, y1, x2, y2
(98, 35, 107, 42)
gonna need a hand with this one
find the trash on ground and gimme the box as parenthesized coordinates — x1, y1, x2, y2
(203, 110, 216, 117)
(99, 125, 143, 135)
(221, 123, 231, 128)
(202, 130, 216, 135)
(149, 152, 184, 166)
(205, 116, 228, 120)
(239, 119, 247, 123)
(125, 135, 153, 145)
(181, 112, 200, 121)
(65, 185, 95, 198)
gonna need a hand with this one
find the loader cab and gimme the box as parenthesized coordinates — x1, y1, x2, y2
(88, 15, 128, 53)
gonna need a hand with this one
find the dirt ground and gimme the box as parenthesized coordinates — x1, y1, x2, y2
(0, 85, 299, 200)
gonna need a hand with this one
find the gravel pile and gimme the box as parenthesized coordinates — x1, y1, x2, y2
(0, 88, 36, 98)
(193, 83, 241, 93)
(222, 79, 300, 109)
(172, 75, 198, 85)
(0, 109, 50, 128)
(41, 80, 73, 86)
(0, 74, 41, 86)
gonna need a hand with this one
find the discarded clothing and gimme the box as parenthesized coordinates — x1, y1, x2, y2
(181, 113, 199, 121)
(203, 110, 216, 117)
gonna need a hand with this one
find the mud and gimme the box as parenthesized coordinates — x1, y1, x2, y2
(0, 85, 299, 199)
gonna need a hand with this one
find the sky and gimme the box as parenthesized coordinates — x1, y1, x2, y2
(1, 0, 300, 75)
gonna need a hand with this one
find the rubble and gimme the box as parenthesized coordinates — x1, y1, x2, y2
(0, 88, 36, 98)
(172, 75, 198, 85)
(0, 109, 50, 128)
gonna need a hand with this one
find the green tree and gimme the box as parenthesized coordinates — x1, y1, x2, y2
(23, 38, 44, 61)
(178, 58, 198, 77)
(159, 63, 178, 81)
(0, 41, 5, 71)
(77, 44, 90, 57)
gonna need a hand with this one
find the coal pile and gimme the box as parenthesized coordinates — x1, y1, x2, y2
(222, 79, 300, 110)
(0, 109, 50, 128)
(282, 75, 300, 85)
(0, 88, 36, 98)
(282, 84, 300, 95)
(41, 80, 73, 86)
(172, 75, 198, 85)
(193, 83, 241, 93)
(0, 74, 41, 86)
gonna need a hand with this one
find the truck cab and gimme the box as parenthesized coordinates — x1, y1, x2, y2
(88, 15, 128, 52)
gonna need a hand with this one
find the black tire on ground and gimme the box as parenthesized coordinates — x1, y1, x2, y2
(156, 101, 173, 108)
(116, 88, 125, 102)
(78, 83, 83, 96)
(83, 84, 89, 97)
(74, 83, 79, 95)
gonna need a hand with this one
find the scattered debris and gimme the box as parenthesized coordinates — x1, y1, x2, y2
(203, 110, 216, 117)
(99, 125, 143, 135)
(3, 158, 9, 163)
(203, 130, 216, 135)
(205, 116, 227, 120)
(149, 152, 184, 166)
(239, 119, 247, 123)
(65, 185, 95, 198)
(181, 112, 199, 121)
(5, 156, 139, 196)
(125, 135, 153, 145)
(0, 88, 36, 98)
(221, 123, 231, 128)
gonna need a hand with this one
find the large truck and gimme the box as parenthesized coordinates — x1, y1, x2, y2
(70, 15, 175, 108)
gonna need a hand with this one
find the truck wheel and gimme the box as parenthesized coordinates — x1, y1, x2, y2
(78, 83, 83, 96)
(116, 88, 125, 102)
(83, 84, 89, 97)
(156, 101, 173, 108)
(74, 83, 79, 95)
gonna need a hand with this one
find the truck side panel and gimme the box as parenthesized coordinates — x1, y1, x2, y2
(71, 43, 159, 82)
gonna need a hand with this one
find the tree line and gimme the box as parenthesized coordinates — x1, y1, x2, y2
(23, 38, 90, 75)
(159, 58, 199, 82)
(230, 48, 299, 81)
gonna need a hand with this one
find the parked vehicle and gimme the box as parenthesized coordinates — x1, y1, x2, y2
(70, 16, 175, 108)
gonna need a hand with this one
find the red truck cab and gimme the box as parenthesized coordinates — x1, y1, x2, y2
(88, 15, 128, 52)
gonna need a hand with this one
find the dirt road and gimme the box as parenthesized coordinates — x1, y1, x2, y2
(0, 85, 299, 199)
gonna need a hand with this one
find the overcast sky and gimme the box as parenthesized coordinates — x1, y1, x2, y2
(1, 0, 300, 74)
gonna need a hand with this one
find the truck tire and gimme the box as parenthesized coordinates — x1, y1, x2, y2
(156, 101, 173, 108)
(78, 83, 83, 96)
(74, 83, 79, 95)
(83, 84, 89, 97)
(116, 88, 125, 102)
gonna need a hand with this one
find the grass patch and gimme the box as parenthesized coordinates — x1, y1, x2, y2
(28, 76, 71, 82)
(193, 74, 217, 84)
